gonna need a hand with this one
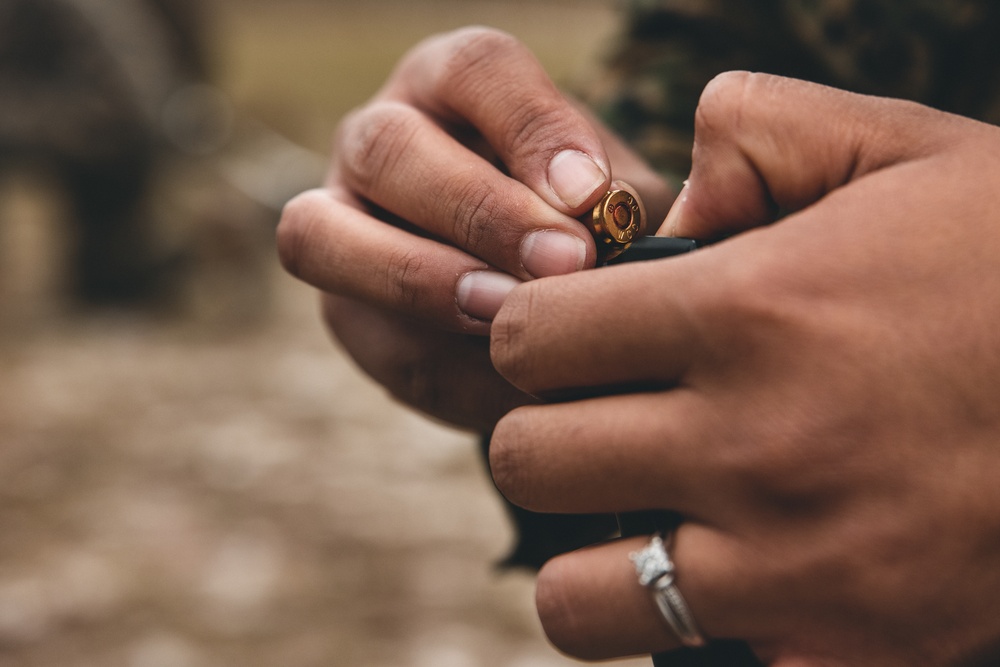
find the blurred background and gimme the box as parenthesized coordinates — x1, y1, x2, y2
(0, 1, 651, 665)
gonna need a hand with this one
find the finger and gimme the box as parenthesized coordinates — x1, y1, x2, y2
(322, 295, 533, 431)
(490, 387, 768, 526)
(384, 27, 613, 215)
(490, 257, 710, 395)
(661, 71, 959, 240)
(535, 531, 760, 661)
(335, 101, 595, 279)
(490, 390, 731, 519)
(278, 188, 520, 332)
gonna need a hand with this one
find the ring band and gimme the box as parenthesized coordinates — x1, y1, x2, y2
(630, 532, 706, 648)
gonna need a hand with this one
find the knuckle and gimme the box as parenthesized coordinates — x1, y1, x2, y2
(437, 27, 583, 168)
(501, 99, 566, 162)
(276, 189, 330, 279)
(488, 409, 537, 508)
(535, 556, 596, 658)
(695, 70, 753, 138)
(695, 70, 798, 141)
(441, 28, 568, 155)
(379, 246, 426, 310)
(489, 281, 539, 390)
(439, 26, 523, 86)
(339, 101, 423, 192)
(446, 176, 510, 251)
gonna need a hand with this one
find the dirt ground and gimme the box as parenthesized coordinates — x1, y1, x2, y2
(0, 2, 652, 666)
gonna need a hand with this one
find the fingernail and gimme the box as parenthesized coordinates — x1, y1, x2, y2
(548, 150, 608, 209)
(520, 230, 587, 278)
(456, 271, 522, 321)
(661, 181, 689, 237)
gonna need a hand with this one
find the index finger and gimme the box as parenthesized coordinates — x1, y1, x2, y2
(381, 27, 613, 216)
(662, 71, 963, 240)
(489, 254, 712, 396)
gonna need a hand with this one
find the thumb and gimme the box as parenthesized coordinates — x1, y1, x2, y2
(660, 71, 949, 239)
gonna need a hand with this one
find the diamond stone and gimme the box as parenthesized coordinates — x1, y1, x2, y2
(630, 536, 674, 587)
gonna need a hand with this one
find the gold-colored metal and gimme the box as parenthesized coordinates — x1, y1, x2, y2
(586, 181, 646, 261)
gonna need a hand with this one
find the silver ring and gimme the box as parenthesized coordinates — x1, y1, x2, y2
(630, 532, 706, 648)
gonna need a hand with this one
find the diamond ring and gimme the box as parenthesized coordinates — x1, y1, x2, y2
(630, 532, 706, 648)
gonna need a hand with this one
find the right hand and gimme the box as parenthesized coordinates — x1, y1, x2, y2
(277, 27, 673, 430)
(488, 72, 1000, 665)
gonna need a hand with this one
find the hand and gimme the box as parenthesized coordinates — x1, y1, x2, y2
(276, 27, 672, 430)
(489, 72, 1000, 665)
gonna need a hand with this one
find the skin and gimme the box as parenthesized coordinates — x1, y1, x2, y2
(278, 25, 1000, 667)
(277, 26, 672, 431)
(489, 72, 1000, 665)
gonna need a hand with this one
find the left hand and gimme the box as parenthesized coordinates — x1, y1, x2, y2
(278, 27, 672, 431)
(488, 72, 1000, 665)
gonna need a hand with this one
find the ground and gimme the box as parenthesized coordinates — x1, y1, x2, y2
(0, 2, 652, 666)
